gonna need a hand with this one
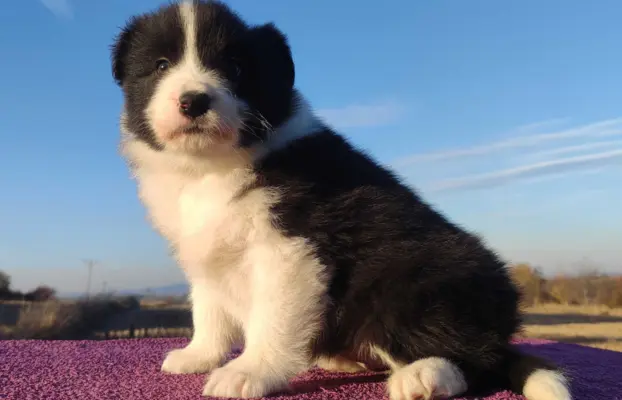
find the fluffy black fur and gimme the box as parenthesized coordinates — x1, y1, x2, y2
(251, 129, 559, 395)
(111, 1, 568, 398)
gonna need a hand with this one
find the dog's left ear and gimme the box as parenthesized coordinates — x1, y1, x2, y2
(110, 17, 141, 86)
(244, 23, 295, 94)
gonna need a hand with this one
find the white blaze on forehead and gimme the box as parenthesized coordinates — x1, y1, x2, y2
(179, 2, 200, 73)
(143, 0, 233, 147)
(177, 1, 220, 92)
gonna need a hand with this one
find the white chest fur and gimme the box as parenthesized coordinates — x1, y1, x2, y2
(134, 167, 266, 275)
(133, 166, 272, 322)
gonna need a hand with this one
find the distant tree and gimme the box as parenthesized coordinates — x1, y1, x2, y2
(612, 277, 622, 308)
(593, 276, 622, 308)
(572, 261, 605, 305)
(28, 286, 57, 302)
(0, 270, 10, 293)
(548, 275, 581, 305)
(547, 270, 614, 306)
(509, 263, 546, 306)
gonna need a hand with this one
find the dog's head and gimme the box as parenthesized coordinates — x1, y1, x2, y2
(111, 1, 295, 156)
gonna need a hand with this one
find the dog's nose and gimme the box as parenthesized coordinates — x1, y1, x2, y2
(179, 91, 212, 118)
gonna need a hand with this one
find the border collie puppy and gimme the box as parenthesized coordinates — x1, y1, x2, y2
(110, 1, 571, 399)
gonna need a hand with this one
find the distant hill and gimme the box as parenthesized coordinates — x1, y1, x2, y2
(115, 283, 189, 297)
(60, 283, 189, 299)
(136, 283, 189, 297)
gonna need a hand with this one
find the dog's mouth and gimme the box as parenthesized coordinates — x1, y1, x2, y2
(168, 123, 209, 138)
(163, 111, 240, 144)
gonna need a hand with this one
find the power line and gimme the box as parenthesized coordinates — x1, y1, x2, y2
(82, 259, 97, 301)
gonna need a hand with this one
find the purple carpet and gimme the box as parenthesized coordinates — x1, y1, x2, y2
(0, 338, 620, 399)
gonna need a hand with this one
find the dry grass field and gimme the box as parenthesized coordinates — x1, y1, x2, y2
(2, 300, 622, 352)
(521, 304, 622, 351)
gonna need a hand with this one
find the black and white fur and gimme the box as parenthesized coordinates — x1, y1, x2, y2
(110, 1, 572, 399)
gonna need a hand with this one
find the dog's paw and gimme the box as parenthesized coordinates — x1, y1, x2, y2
(387, 357, 467, 400)
(202, 358, 287, 399)
(161, 347, 221, 375)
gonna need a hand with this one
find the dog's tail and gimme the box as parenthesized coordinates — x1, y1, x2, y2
(501, 345, 572, 400)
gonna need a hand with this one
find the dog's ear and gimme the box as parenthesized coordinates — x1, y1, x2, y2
(245, 23, 295, 94)
(110, 17, 140, 86)
(233, 23, 295, 146)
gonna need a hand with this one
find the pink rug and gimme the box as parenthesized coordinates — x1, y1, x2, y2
(1, 338, 620, 399)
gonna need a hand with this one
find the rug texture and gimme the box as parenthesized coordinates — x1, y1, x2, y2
(1, 338, 620, 399)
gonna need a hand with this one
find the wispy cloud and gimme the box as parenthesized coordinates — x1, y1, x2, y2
(40, 0, 73, 19)
(429, 149, 622, 193)
(511, 118, 571, 134)
(394, 116, 622, 194)
(523, 140, 622, 161)
(510, 166, 605, 186)
(316, 100, 404, 129)
(394, 117, 622, 166)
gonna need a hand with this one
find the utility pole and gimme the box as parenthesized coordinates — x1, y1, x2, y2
(83, 259, 96, 301)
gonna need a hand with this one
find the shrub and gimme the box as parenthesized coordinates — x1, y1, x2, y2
(0, 270, 10, 293)
(8, 295, 140, 340)
(26, 286, 57, 302)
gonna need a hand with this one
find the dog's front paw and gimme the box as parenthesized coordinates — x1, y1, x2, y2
(161, 347, 222, 375)
(387, 357, 467, 400)
(202, 358, 287, 399)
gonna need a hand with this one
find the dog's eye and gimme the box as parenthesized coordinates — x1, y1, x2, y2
(155, 58, 170, 73)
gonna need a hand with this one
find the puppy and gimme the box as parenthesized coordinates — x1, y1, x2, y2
(110, 1, 572, 399)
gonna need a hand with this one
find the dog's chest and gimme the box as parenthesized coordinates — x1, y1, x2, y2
(136, 170, 256, 269)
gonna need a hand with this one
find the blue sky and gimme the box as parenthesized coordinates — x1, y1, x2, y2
(1, 0, 621, 293)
